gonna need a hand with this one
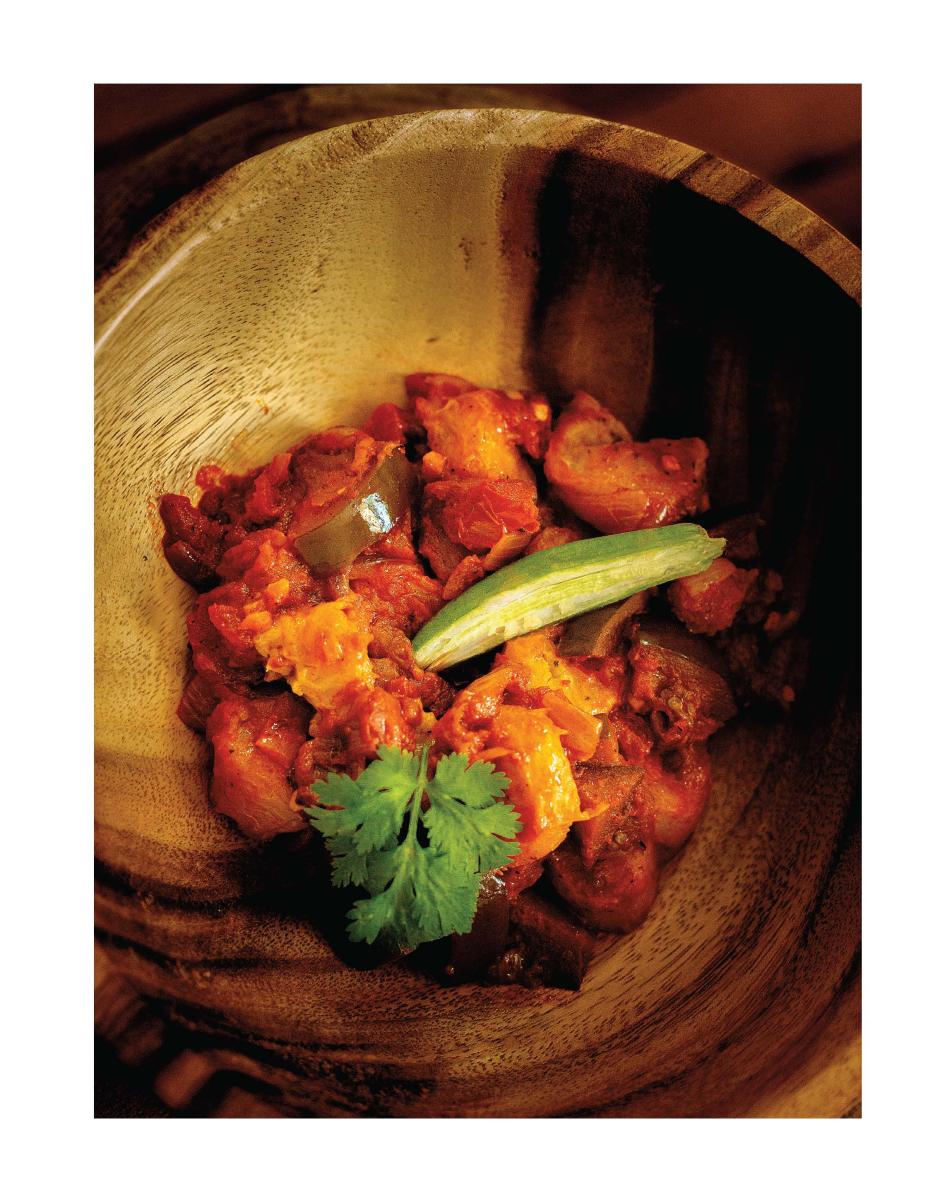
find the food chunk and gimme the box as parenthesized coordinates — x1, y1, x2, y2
(544, 392, 709, 532)
(406, 372, 551, 458)
(283, 428, 387, 535)
(558, 592, 650, 658)
(598, 718, 713, 851)
(187, 580, 266, 693)
(418, 496, 469, 583)
(361, 402, 423, 445)
(488, 705, 583, 862)
(303, 680, 420, 776)
(418, 477, 540, 594)
(498, 628, 619, 718)
(218, 528, 319, 607)
(206, 692, 311, 840)
(348, 557, 443, 636)
(442, 873, 511, 982)
(253, 594, 374, 710)
(668, 558, 757, 635)
(251, 591, 436, 782)
(486, 891, 596, 989)
(426, 478, 540, 552)
(708, 513, 764, 564)
(572, 763, 646, 841)
(159, 459, 272, 589)
(158, 492, 227, 589)
(431, 667, 513, 757)
(417, 476, 540, 595)
(410, 374, 550, 483)
(286, 435, 415, 576)
(176, 670, 225, 733)
(640, 744, 712, 850)
(404, 371, 476, 404)
(495, 628, 620, 763)
(627, 631, 736, 749)
(433, 668, 584, 864)
(409, 379, 549, 595)
(441, 554, 487, 601)
(184, 529, 325, 695)
(416, 387, 534, 481)
(547, 763, 658, 932)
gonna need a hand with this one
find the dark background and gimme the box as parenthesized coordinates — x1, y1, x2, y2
(95, 84, 860, 248)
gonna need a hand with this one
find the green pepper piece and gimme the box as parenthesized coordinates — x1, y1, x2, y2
(412, 524, 726, 671)
(558, 592, 650, 657)
(293, 449, 414, 573)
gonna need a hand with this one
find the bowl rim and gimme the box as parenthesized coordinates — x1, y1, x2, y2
(94, 104, 861, 1116)
(94, 107, 860, 354)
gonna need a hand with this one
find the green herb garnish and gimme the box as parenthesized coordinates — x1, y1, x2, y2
(304, 744, 521, 950)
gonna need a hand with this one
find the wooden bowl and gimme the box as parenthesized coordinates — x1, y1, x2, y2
(95, 109, 860, 1117)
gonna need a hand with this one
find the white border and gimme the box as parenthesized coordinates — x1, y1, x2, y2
(5, 0, 949, 1190)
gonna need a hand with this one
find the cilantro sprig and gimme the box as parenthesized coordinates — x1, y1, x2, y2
(304, 744, 521, 950)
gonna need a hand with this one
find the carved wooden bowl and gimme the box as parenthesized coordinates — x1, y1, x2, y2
(95, 109, 860, 1117)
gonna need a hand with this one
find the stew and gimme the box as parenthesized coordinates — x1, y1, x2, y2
(158, 374, 798, 988)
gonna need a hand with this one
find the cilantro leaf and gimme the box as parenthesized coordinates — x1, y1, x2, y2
(424, 752, 521, 875)
(429, 752, 511, 805)
(347, 843, 480, 947)
(407, 848, 481, 942)
(305, 742, 518, 951)
(304, 744, 418, 856)
(347, 887, 399, 945)
(323, 832, 370, 888)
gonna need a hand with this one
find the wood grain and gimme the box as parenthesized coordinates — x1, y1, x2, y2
(94, 85, 578, 280)
(95, 109, 860, 1117)
(94, 84, 862, 279)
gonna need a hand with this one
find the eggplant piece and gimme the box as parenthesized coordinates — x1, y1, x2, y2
(486, 891, 596, 989)
(500, 857, 544, 898)
(548, 842, 659, 934)
(292, 448, 414, 573)
(707, 512, 764, 564)
(572, 762, 645, 851)
(547, 763, 659, 933)
(442, 873, 511, 983)
(642, 743, 712, 852)
(558, 591, 650, 657)
(547, 837, 658, 934)
(634, 615, 731, 678)
(629, 617, 736, 748)
(159, 492, 226, 590)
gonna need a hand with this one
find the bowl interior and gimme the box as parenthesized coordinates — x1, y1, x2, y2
(95, 109, 860, 1117)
